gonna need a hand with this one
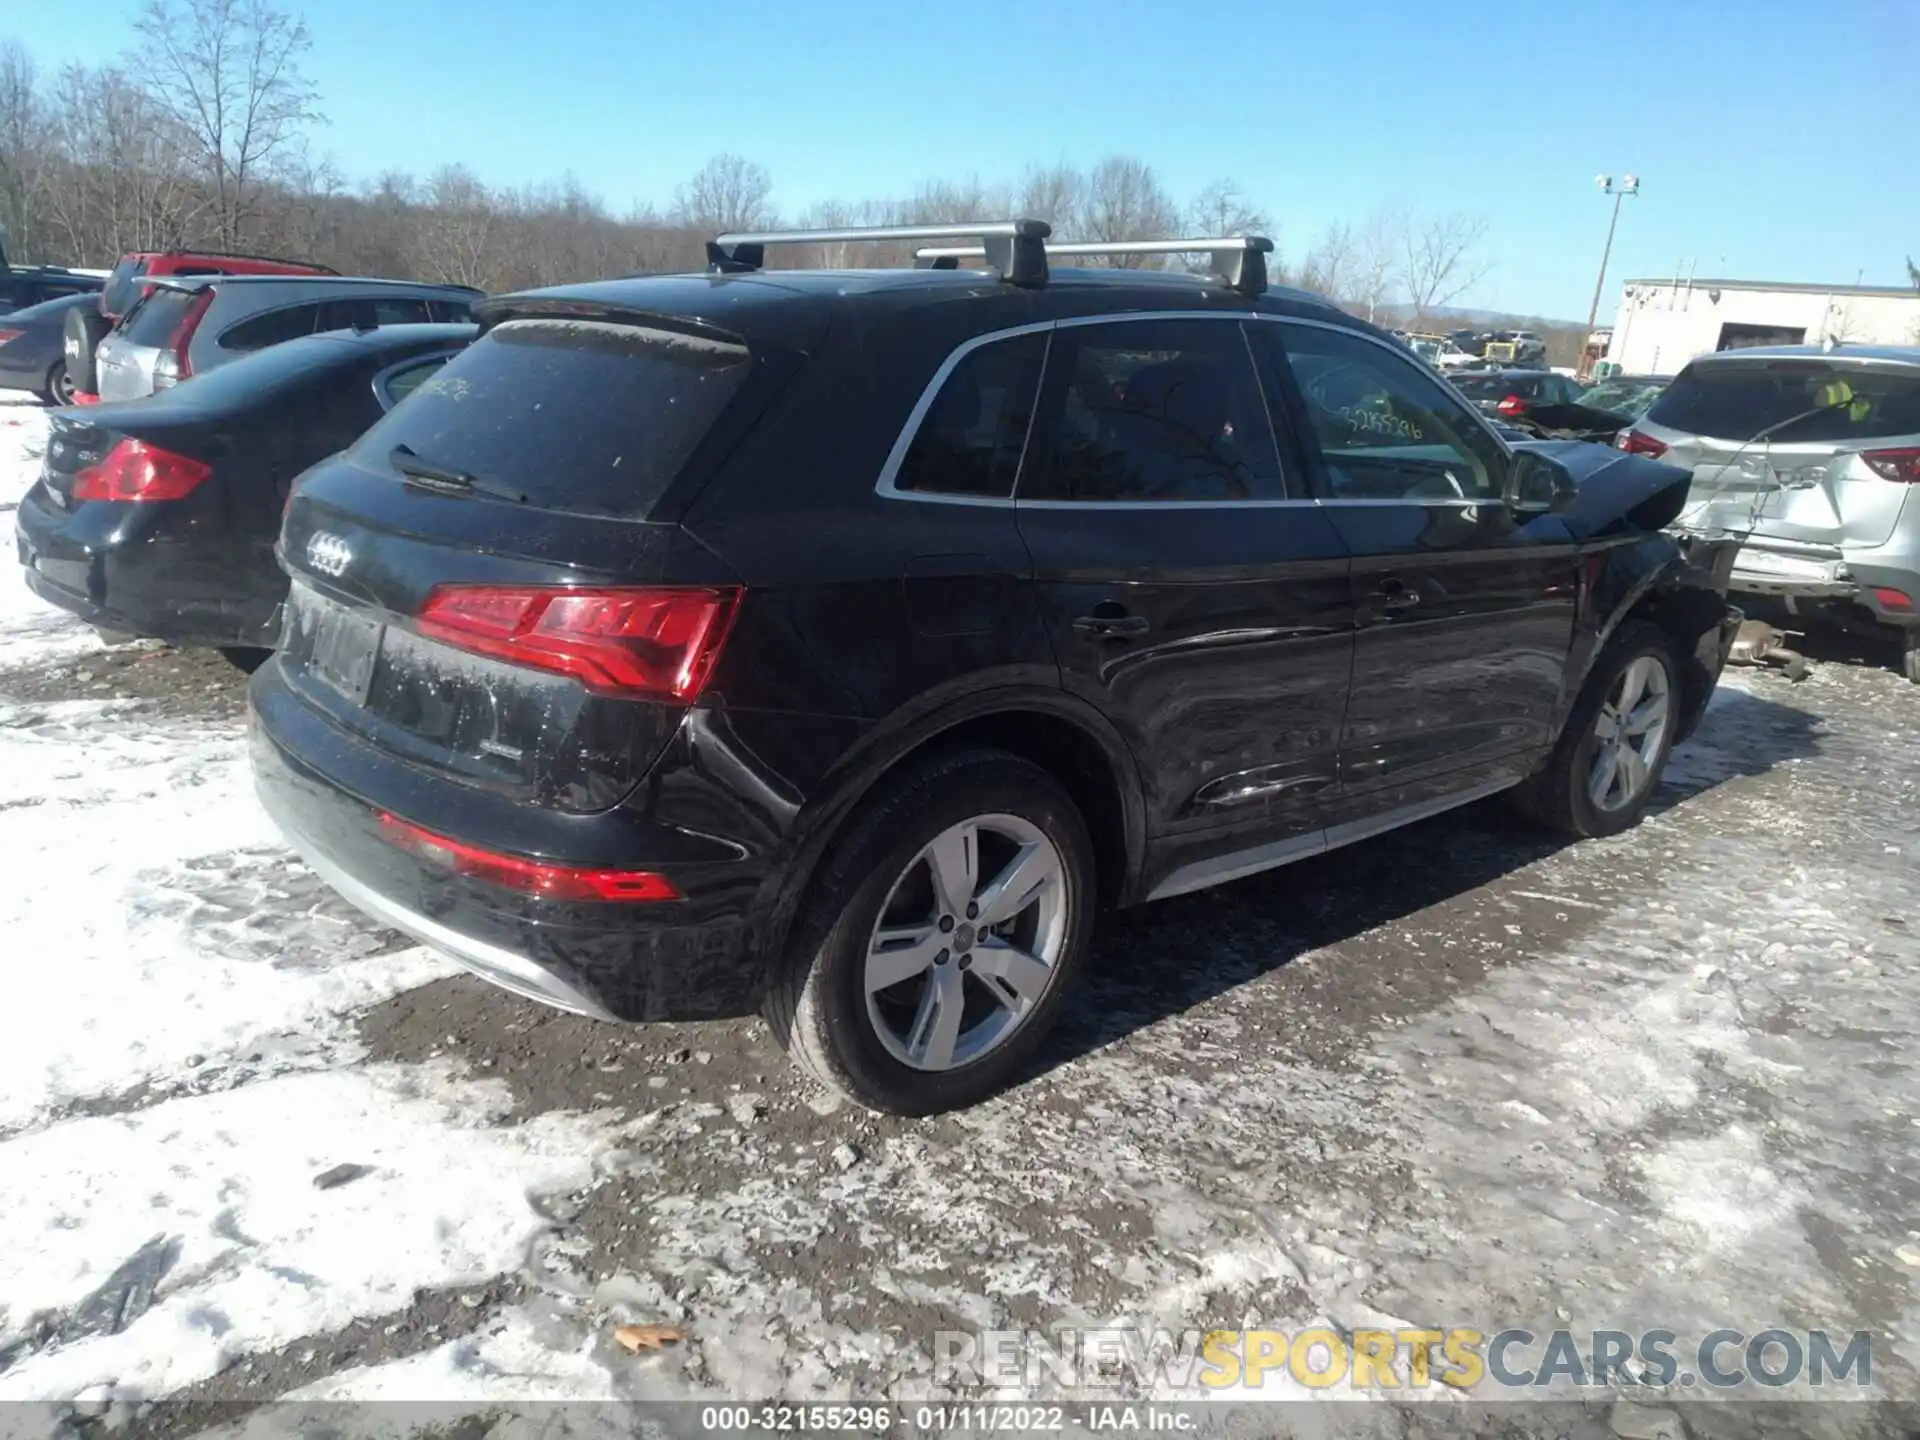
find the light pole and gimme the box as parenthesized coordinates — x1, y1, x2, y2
(1582, 173, 1639, 378)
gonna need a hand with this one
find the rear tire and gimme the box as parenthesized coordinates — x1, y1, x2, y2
(769, 748, 1096, 1116)
(42, 360, 74, 406)
(219, 646, 272, 674)
(1515, 621, 1681, 838)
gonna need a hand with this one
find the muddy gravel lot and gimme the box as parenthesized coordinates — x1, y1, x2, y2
(3, 401, 1919, 1438)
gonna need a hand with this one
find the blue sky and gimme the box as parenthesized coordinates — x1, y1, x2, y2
(10, 0, 1918, 319)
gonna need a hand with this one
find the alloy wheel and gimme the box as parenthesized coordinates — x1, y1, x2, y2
(1588, 654, 1673, 813)
(864, 814, 1069, 1072)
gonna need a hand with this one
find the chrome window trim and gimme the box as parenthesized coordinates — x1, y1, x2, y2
(872, 307, 1517, 512)
(370, 349, 464, 411)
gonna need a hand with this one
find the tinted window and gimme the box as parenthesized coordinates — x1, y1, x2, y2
(219, 303, 322, 352)
(1647, 362, 1920, 443)
(104, 258, 148, 317)
(321, 296, 434, 331)
(1270, 323, 1505, 501)
(427, 298, 474, 324)
(380, 355, 452, 408)
(4, 293, 94, 325)
(1025, 319, 1286, 502)
(894, 332, 1045, 498)
(351, 318, 753, 518)
(121, 289, 202, 347)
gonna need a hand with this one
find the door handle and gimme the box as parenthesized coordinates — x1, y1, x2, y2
(1072, 611, 1151, 639)
(1374, 579, 1420, 612)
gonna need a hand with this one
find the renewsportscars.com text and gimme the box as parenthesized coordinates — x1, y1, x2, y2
(933, 1327, 1874, 1391)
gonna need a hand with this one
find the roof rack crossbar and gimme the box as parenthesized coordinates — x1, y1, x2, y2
(707, 219, 1053, 287)
(915, 235, 1275, 296)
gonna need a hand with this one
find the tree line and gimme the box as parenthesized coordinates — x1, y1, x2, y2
(1, 0, 1509, 328)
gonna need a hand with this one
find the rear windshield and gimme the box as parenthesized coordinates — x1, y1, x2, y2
(1648, 362, 1920, 444)
(1453, 373, 1543, 399)
(1582, 378, 1667, 417)
(350, 317, 753, 518)
(120, 288, 203, 347)
(103, 258, 149, 317)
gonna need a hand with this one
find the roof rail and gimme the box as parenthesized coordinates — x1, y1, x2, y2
(914, 235, 1275, 297)
(707, 219, 1053, 288)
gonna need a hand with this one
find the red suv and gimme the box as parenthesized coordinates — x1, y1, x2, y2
(66, 249, 338, 401)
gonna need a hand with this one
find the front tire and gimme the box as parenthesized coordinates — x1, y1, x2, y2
(1517, 621, 1681, 838)
(770, 748, 1096, 1116)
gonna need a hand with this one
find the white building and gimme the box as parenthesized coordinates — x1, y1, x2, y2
(1604, 277, 1920, 376)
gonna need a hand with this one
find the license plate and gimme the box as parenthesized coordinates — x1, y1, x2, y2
(1737, 549, 1829, 579)
(310, 605, 384, 705)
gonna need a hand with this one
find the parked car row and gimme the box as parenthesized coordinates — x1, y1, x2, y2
(24, 220, 1735, 1117)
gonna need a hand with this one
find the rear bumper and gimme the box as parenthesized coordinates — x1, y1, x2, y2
(248, 661, 766, 1023)
(15, 490, 284, 647)
(1728, 534, 1920, 628)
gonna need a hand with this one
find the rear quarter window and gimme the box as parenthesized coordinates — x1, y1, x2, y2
(1649, 363, 1920, 443)
(350, 317, 754, 518)
(103, 258, 148, 316)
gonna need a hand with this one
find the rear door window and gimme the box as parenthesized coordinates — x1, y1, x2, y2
(427, 298, 474, 323)
(1648, 363, 1920, 443)
(351, 317, 754, 518)
(120, 289, 203, 347)
(320, 296, 434, 331)
(1023, 318, 1288, 502)
(219, 303, 323, 352)
(892, 332, 1046, 499)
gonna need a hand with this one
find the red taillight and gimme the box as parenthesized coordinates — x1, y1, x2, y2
(1496, 394, 1525, 417)
(1873, 587, 1914, 611)
(73, 391, 100, 406)
(375, 812, 681, 902)
(1861, 447, 1920, 483)
(0, 329, 21, 348)
(1617, 429, 1669, 459)
(71, 438, 212, 502)
(415, 584, 740, 700)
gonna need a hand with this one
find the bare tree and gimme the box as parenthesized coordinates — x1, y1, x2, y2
(1076, 155, 1177, 263)
(1295, 221, 1355, 300)
(1347, 206, 1403, 323)
(416, 163, 495, 288)
(0, 41, 45, 261)
(1186, 179, 1268, 239)
(40, 63, 199, 261)
(672, 153, 771, 236)
(131, 0, 320, 249)
(1399, 211, 1491, 325)
(1015, 163, 1080, 234)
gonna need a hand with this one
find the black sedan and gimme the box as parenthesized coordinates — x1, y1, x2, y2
(14, 322, 475, 666)
(1450, 368, 1639, 444)
(0, 292, 100, 403)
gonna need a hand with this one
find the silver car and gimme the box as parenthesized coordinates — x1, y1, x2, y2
(93, 274, 481, 402)
(1629, 344, 1920, 681)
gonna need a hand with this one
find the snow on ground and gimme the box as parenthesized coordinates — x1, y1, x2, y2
(0, 395, 103, 671)
(0, 394, 1917, 1435)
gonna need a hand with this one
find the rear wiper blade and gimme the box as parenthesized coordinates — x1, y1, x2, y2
(389, 443, 528, 504)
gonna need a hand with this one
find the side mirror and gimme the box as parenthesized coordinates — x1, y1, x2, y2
(1505, 449, 1577, 515)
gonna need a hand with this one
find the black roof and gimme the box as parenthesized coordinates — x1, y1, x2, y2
(478, 265, 1358, 351)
